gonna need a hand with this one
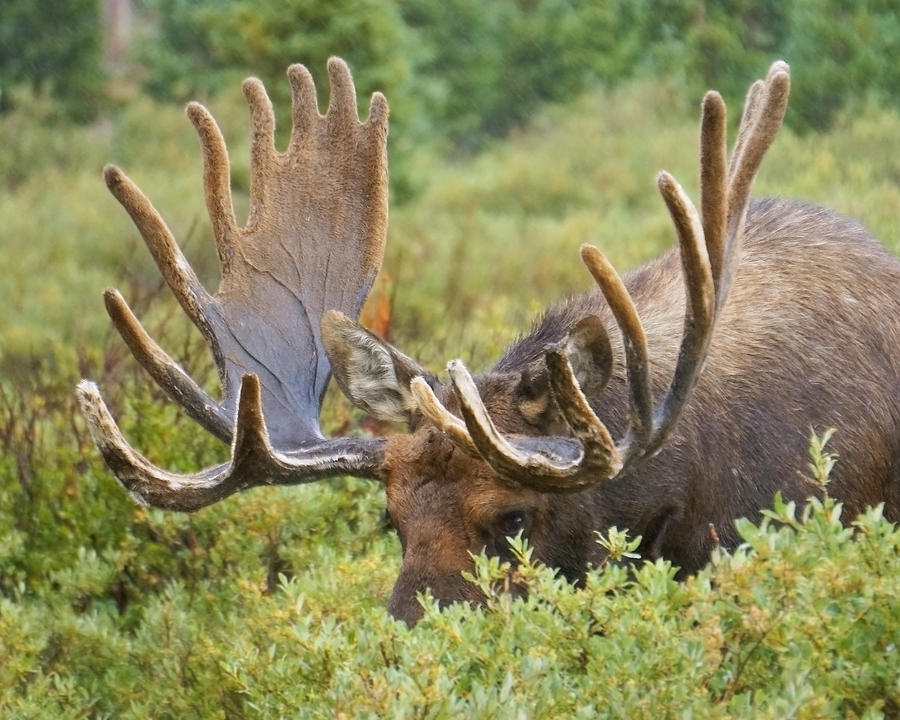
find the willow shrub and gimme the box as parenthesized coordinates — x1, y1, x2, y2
(1, 429, 898, 718)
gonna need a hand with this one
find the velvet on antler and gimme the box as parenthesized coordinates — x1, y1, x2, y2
(78, 59, 390, 510)
(412, 62, 791, 492)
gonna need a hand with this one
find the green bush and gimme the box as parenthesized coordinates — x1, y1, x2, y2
(2, 454, 898, 718)
(138, 0, 415, 118)
(135, 0, 900, 153)
(0, 0, 105, 123)
(780, 0, 900, 131)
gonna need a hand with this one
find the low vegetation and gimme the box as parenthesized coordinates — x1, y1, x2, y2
(2, 433, 899, 717)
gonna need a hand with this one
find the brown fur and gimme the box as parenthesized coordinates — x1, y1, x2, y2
(351, 199, 900, 625)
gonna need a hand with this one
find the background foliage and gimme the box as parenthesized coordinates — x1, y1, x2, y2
(5, 0, 899, 140)
(0, 0, 105, 122)
(1, 1, 899, 716)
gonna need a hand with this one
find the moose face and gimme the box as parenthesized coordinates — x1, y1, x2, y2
(383, 428, 614, 624)
(381, 424, 540, 625)
(328, 353, 610, 626)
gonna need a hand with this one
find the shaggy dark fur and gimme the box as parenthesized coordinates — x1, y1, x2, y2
(362, 199, 900, 624)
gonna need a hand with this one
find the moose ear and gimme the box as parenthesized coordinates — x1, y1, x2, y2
(322, 310, 433, 424)
(563, 315, 614, 398)
(515, 316, 613, 425)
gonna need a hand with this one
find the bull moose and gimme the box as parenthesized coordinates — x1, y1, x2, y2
(78, 59, 900, 625)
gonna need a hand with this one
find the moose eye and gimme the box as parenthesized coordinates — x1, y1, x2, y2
(495, 509, 532, 538)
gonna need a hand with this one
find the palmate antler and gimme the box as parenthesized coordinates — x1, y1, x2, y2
(412, 62, 791, 492)
(77, 59, 389, 510)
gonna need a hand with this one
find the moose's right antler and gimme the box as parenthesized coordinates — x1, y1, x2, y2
(412, 62, 790, 492)
(78, 59, 389, 510)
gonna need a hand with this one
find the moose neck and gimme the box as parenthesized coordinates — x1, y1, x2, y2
(488, 247, 695, 567)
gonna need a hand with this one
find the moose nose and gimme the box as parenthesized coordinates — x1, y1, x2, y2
(387, 552, 484, 627)
(388, 577, 483, 627)
(387, 577, 426, 627)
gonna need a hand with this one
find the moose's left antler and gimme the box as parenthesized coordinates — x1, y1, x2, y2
(412, 62, 790, 491)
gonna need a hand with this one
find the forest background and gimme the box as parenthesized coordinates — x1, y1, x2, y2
(1, 1, 899, 716)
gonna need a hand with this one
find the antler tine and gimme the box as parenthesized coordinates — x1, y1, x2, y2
(447, 361, 591, 483)
(726, 62, 790, 231)
(639, 172, 714, 457)
(242, 78, 275, 179)
(699, 91, 728, 295)
(713, 62, 790, 319)
(410, 377, 481, 457)
(77, 375, 386, 512)
(104, 288, 232, 442)
(287, 63, 320, 144)
(579, 245, 653, 445)
(447, 361, 534, 478)
(543, 348, 622, 478)
(185, 101, 239, 268)
(102, 165, 221, 365)
(726, 79, 765, 192)
(431, 359, 619, 491)
(366, 91, 389, 129)
(326, 57, 359, 121)
(242, 77, 278, 213)
(77, 379, 236, 510)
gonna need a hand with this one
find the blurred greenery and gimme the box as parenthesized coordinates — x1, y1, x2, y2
(130, 0, 900, 143)
(1, 1, 899, 716)
(4, 1, 899, 141)
(0, 0, 105, 122)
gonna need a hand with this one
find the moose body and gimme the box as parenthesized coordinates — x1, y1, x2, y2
(374, 197, 900, 622)
(78, 60, 900, 626)
(499, 197, 900, 562)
